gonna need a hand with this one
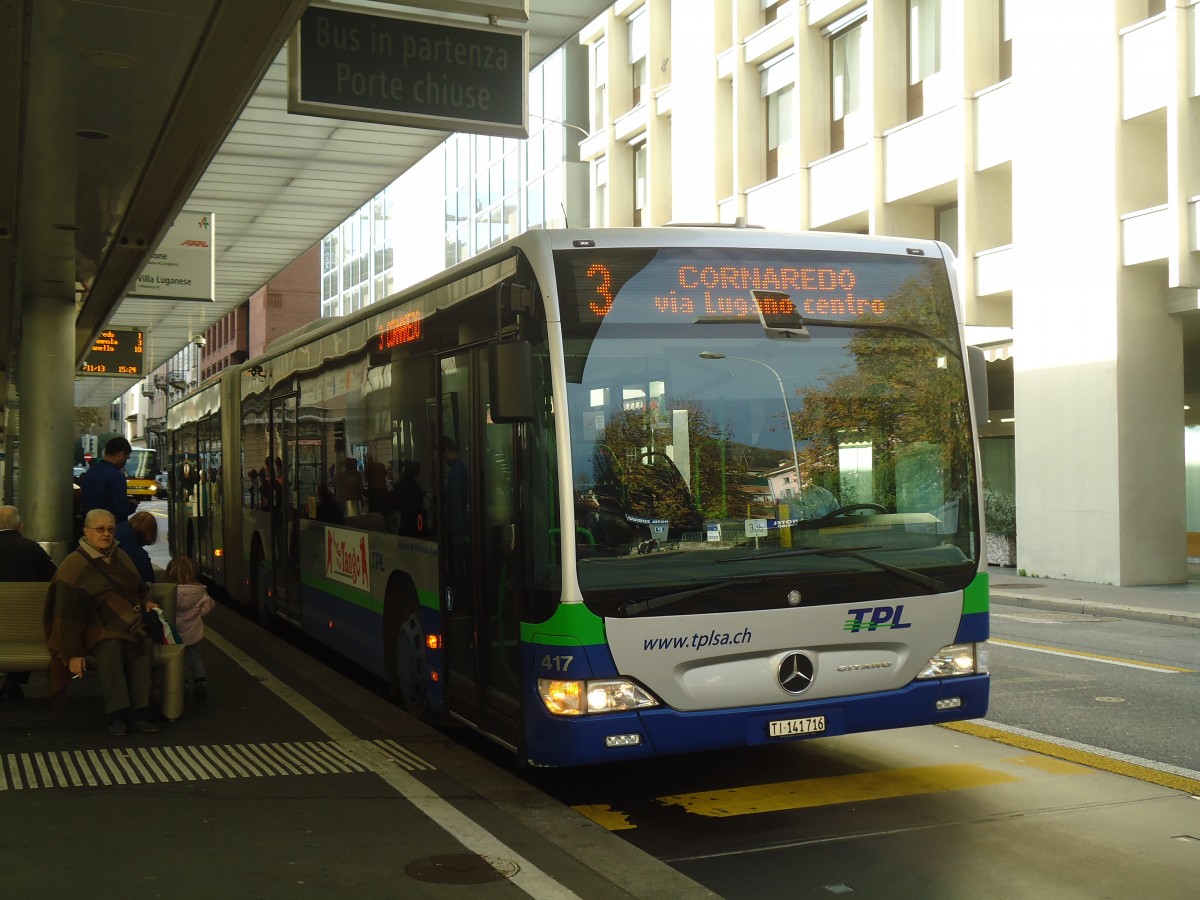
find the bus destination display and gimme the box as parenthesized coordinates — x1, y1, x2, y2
(583, 261, 892, 322)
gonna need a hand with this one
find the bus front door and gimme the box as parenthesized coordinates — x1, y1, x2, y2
(438, 349, 523, 750)
(270, 393, 302, 624)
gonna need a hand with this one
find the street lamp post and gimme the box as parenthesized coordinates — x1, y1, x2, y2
(699, 351, 801, 498)
(528, 114, 591, 141)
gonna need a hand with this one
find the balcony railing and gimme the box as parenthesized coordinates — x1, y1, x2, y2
(809, 143, 870, 228)
(974, 80, 1013, 172)
(884, 106, 960, 203)
(974, 244, 1015, 297)
(1121, 204, 1169, 265)
(1121, 14, 1168, 120)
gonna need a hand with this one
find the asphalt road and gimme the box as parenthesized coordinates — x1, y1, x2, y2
(136, 502, 1200, 898)
(986, 602, 1199, 772)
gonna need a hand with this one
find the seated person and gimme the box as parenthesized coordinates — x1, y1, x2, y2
(43, 509, 162, 735)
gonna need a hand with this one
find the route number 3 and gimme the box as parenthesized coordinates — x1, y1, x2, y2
(586, 263, 613, 317)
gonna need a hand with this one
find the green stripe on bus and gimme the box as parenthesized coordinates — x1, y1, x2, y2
(963, 571, 989, 615)
(522, 602, 606, 646)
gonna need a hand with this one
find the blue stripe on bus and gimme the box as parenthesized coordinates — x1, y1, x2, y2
(300, 582, 387, 678)
(954, 610, 989, 643)
(521, 674, 990, 767)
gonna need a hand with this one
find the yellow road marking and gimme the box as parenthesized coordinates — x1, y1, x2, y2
(944, 721, 1200, 795)
(1003, 754, 1091, 775)
(571, 804, 637, 831)
(989, 638, 1193, 672)
(654, 764, 1018, 819)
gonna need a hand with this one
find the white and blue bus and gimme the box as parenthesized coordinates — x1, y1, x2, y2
(167, 227, 990, 767)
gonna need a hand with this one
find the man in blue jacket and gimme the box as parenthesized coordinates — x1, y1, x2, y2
(79, 437, 139, 525)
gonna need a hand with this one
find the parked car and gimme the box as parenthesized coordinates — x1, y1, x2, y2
(72, 464, 86, 478)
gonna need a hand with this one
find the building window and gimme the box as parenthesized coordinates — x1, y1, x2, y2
(591, 39, 608, 133)
(763, 0, 793, 25)
(633, 141, 647, 227)
(765, 84, 795, 180)
(828, 10, 865, 153)
(762, 53, 795, 181)
(594, 156, 608, 228)
(936, 203, 958, 258)
(907, 0, 952, 120)
(629, 8, 648, 108)
(999, 0, 1012, 81)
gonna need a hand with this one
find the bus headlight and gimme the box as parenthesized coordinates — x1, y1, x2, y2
(916, 642, 987, 679)
(537, 678, 659, 716)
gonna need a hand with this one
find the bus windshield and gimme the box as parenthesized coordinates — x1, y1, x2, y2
(554, 246, 980, 615)
(126, 447, 158, 480)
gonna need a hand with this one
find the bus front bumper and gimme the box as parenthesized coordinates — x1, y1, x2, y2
(523, 674, 989, 767)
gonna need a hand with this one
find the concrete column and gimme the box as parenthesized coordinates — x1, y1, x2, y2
(1011, 1, 1185, 584)
(668, 0, 719, 223)
(19, 294, 77, 561)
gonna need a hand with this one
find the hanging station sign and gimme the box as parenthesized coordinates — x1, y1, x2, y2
(130, 211, 215, 302)
(288, 3, 528, 138)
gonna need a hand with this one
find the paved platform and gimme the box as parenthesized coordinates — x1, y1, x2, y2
(0, 601, 717, 900)
(988, 565, 1200, 629)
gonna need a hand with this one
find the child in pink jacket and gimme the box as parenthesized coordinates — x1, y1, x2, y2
(166, 556, 215, 700)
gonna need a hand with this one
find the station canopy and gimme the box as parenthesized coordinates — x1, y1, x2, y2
(0, 0, 613, 411)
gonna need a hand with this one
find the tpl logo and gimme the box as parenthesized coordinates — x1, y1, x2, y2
(844, 605, 912, 633)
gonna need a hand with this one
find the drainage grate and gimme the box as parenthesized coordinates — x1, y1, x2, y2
(405, 854, 520, 885)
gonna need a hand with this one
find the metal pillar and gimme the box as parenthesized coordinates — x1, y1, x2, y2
(19, 294, 77, 561)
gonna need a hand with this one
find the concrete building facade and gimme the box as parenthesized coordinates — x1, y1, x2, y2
(568, 0, 1193, 586)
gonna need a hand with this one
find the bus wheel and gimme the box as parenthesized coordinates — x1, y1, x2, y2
(387, 592, 430, 721)
(250, 541, 273, 629)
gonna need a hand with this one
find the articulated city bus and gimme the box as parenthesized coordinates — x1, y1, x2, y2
(166, 227, 990, 766)
(125, 446, 160, 501)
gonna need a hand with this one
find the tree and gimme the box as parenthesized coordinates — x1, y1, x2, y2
(75, 406, 103, 432)
(791, 264, 974, 510)
(593, 399, 751, 534)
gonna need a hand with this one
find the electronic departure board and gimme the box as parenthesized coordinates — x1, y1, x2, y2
(79, 329, 145, 376)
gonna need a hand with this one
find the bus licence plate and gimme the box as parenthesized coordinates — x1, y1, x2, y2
(769, 716, 826, 738)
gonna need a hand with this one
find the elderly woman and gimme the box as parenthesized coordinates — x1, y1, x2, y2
(114, 510, 158, 584)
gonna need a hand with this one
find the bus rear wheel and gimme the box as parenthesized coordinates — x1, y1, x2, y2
(249, 541, 273, 629)
(387, 594, 430, 721)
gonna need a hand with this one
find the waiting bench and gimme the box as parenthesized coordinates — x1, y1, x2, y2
(0, 581, 185, 720)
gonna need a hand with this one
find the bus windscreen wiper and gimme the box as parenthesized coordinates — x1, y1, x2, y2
(721, 545, 947, 594)
(620, 574, 765, 617)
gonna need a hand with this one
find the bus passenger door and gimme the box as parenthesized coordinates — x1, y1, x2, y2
(438, 349, 523, 749)
(270, 392, 302, 624)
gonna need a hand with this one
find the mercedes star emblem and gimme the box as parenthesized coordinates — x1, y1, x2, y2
(778, 652, 815, 694)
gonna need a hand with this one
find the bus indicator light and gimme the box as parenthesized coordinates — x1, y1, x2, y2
(604, 734, 641, 747)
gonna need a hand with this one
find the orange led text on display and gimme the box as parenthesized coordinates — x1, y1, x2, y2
(376, 311, 422, 350)
(584, 263, 888, 318)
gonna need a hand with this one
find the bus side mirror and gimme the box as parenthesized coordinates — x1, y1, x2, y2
(967, 346, 988, 431)
(489, 341, 534, 423)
